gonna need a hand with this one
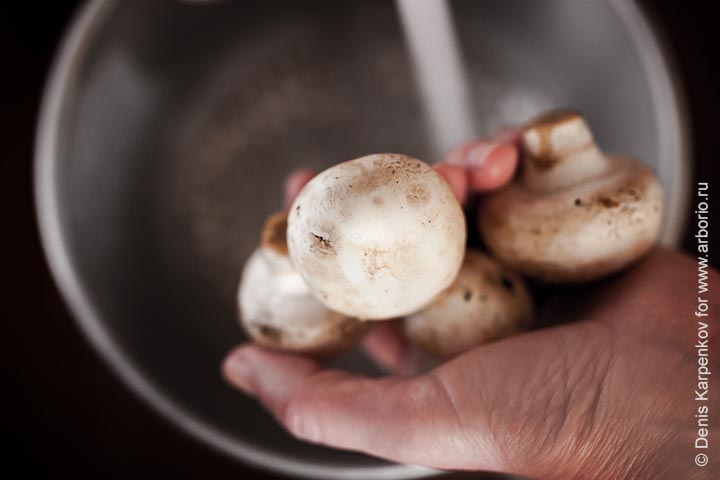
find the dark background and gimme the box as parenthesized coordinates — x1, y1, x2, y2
(5, 1, 718, 478)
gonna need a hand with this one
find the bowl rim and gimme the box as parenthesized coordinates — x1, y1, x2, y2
(34, 0, 688, 478)
(33, 2, 435, 478)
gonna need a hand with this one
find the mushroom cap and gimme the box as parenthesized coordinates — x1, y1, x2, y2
(287, 154, 466, 320)
(238, 213, 368, 355)
(480, 155, 664, 282)
(404, 250, 534, 359)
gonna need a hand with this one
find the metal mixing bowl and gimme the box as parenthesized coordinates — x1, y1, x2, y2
(36, 1, 688, 478)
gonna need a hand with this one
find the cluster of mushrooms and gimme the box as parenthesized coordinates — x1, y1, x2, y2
(238, 110, 664, 359)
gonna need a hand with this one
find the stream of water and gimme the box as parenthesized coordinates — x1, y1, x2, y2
(396, 0, 476, 156)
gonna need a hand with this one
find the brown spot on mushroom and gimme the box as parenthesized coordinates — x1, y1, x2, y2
(364, 248, 391, 279)
(500, 275, 515, 292)
(373, 154, 426, 175)
(463, 288, 473, 301)
(598, 196, 620, 208)
(310, 233, 335, 255)
(530, 109, 581, 127)
(261, 211, 289, 254)
(574, 198, 582, 207)
(406, 184, 430, 205)
(346, 172, 379, 196)
(349, 155, 429, 198)
(372, 196, 384, 205)
(618, 186, 642, 201)
(256, 323, 283, 342)
(527, 155, 558, 171)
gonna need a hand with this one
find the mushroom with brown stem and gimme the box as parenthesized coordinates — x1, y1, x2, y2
(238, 212, 369, 356)
(479, 109, 665, 283)
(287, 153, 467, 320)
(404, 250, 534, 359)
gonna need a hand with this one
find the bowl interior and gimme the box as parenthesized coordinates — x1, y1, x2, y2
(43, 0, 685, 477)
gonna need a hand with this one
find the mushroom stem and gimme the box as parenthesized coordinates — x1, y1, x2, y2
(521, 109, 609, 192)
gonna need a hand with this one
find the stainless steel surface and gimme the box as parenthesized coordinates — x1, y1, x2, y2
(35, 0, 688, 478)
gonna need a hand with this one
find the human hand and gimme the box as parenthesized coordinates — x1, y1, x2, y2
(224, 136, 719, 479)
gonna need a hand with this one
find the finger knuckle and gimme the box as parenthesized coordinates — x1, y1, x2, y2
(282, 397, 321, 443)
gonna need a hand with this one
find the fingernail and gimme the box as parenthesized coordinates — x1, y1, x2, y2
(466, 142, 498, 167)
(223, 350, 255, 393)
(469, 144, 518, 191)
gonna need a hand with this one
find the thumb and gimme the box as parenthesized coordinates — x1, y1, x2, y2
(222, 345, 503, 470)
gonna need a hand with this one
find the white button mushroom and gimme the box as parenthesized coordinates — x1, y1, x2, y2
(287, 154, 466, 320)
(404, 250, 534, 359)
(238, 212, 368, 355)
(479, 110, 664, 283)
